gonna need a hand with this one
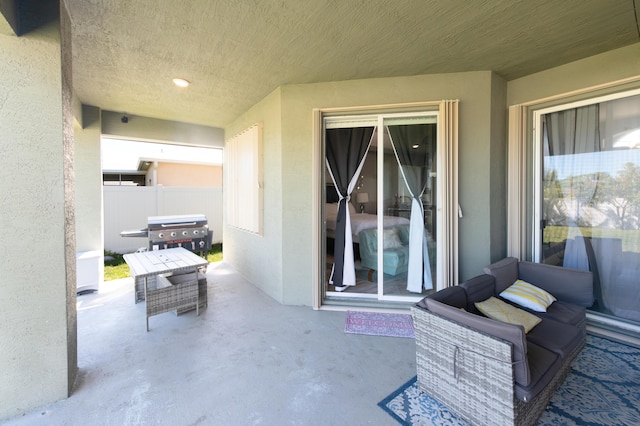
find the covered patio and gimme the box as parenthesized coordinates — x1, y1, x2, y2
(2, 262, 416, 425)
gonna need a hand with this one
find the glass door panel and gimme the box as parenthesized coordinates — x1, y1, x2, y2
(380, 114, 438, 300)
(540, 93, 640, 324)
(323, 112, 439, 303)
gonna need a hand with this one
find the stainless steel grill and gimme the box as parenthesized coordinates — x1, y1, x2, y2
(121, 214, 213, 254)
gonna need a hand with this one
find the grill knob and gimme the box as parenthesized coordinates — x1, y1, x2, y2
(193, 230, 200, 235)
(170, 231, 177, 237)
(199, 241, 205, 247)
(158, 233, 164, 238)
(182, 231, 188, 236)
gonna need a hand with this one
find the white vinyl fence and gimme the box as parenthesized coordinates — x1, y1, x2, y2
(104, 186, 223, 253)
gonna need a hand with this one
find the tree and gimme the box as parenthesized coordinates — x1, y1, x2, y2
(613, 162, 640, 229)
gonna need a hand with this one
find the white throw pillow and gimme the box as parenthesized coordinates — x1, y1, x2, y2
(500, 279, 556, 312)
(382, 228, 403, 249)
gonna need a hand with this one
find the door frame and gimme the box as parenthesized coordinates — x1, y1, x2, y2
(312, 101, 457, 310)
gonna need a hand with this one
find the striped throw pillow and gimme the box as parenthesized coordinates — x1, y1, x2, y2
(499, 280, 556, 312)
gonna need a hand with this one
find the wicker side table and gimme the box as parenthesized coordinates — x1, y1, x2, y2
(145, 273, 199, 331)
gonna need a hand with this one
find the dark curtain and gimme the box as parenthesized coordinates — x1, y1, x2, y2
(325, 127, 374, 288)
(387, 123, 436, 292)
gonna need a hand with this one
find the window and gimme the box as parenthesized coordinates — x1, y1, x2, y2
(226, 123, 263, 234)
(535, 91, 640, 324)
(509, 87, 640, 332)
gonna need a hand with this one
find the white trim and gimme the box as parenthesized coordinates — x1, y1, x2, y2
(587, 312, 640, 335)
(315, 102, 458, 308)
(532, 109, 544, 262)
(439, 100, 459, 288)
(517, 75, 640, 107)
(312, 109, 323, 309)
(507, 105, 528, 259)
(325, 291, 377, 300)
(534, 87, 640, 116)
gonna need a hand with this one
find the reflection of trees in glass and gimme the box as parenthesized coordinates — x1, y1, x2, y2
(610, 162, 640, 229)
(543, 170, 567, 226)
(545, 162, 640, 230)
(567, 173, 606, 227)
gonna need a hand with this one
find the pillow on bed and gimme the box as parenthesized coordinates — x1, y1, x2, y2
(382, 228, 403, 249)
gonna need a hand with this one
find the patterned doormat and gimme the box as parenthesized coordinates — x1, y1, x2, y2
(378, 334, 640, 425)
(344, 310, 415, 338)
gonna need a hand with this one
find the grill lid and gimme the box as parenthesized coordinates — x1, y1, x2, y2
(147, 214, 207, 229)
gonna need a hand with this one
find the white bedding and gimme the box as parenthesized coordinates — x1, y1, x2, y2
(325, 203, 410, 243)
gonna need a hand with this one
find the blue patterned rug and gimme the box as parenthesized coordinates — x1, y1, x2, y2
(378, 335, 640, 425)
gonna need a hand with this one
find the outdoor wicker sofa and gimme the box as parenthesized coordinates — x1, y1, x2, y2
(411, 257, 593, 426)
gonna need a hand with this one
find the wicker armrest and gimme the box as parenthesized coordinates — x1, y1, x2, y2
(412, 306, 516, 425)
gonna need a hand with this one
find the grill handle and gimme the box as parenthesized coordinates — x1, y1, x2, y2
(160, 222, 197, 227)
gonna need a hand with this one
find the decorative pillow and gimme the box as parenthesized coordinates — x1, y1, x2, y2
(500, 279, 556, 312)
(475, 297, 541, 333)
(382, 228, 403, 249)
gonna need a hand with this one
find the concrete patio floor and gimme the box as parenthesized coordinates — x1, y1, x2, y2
(2, 262, 416, 426)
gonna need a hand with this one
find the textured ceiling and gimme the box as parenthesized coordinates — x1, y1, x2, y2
(65, 0, 640, 129)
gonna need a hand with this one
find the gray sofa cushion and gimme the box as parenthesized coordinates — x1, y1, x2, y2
(419, 285, 467, 309)
(424, 298, 531, 387)
(483, 257, 519, 293)
(515, 341, 560, 402)
(518, 261, 594, 307)
(529, 300, 586, 328)
(460, 274, 495, 313)
(525, 317, 583, 359)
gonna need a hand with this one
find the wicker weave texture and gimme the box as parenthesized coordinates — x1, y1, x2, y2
(177, 277, 207, 314)
(135, 275, 155, 303)
(145, 274, 198, 330)
(412, 306, 515, 425)
(134, 265, 202, 304)
(411, 306, 584, 426)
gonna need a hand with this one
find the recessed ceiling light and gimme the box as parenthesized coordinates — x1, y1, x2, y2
(172, 78, 190, 88)
(412, 144, 420, 149)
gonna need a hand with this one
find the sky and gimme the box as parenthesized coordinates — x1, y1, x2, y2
(545, 149, 640, 180)
(101, 138, 223, 171)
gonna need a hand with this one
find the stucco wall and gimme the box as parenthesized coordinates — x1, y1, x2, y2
(225, 72, 507, 306)
(489, 73, 508, 263)
(75, 105, 103, 253)
(225, 89, 284, 302)
(0, 16, 74, 419)
(507, 43, 640, 106)
(102, 110, 225, 148)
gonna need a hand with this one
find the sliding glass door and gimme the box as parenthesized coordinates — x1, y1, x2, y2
(324, 112, 439, 303)
(535, 90, 640, 325)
